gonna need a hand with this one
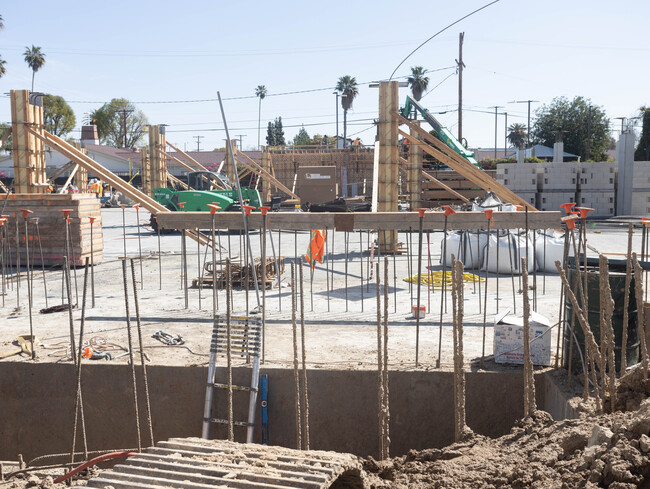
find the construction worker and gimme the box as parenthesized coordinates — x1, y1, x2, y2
(45, 181, 53, 193)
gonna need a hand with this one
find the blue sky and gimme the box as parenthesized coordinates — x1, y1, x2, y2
(0, 0, 648, 151)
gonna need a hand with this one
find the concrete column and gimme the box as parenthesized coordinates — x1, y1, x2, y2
(616, 131, 636, 216)
(377, 81, 399, 253)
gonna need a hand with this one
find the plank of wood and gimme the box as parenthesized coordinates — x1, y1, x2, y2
(166, 140, 208, 171)
(397, 126, 535, 211)
(58, 164, 79, 193)
(156, 210, 561, 231)
(30, 128, 167, 214)
(399, 157, 470, 203)
(234, 149, 299, 200)
(167, 172, 188, 190)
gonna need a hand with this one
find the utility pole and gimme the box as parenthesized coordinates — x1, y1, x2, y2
(194, 135, 204, 152)
(490, 106, 503, 159)
(586, 105, 592, 161)
(509, 100, 539, 149)
(236, 134, 246, 151)
(116, 109, 133, 148)
(333, 92, 339, 147)
(504, 112, 508, 156)
(456, 32, 465, 143)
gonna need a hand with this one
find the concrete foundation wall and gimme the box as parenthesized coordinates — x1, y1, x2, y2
(0, 364, 563, 462)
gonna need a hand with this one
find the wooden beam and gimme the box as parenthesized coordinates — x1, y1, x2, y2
(156, 210, 561, 232)
(166, 140, 207, 171)
(234, 148, 299, 200)
(59, 164, 79, 193)
(29, 128, 167, 213)
(167, 172, 188, 190)
(398, 157, 469, 203)
(398, 127, 534, 210)
(47, 161, 75, 182)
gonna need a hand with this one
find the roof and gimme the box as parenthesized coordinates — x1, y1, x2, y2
(505, 144, 578, 159)
(84, 144, 263, 168)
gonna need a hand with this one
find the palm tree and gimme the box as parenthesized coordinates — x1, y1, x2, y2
(23, 45, 46, 92)
(0, 58, 6, 79)
(255, 85, 268, 150)
(507, 123, 527, 150)
(408, 66, 429, 102)
(335, 75, 358, 148)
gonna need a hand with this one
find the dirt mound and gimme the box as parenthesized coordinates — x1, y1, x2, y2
(364, 400, 650, 488)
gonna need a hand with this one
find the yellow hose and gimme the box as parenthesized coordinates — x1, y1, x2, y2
(403, 270, 485, 290)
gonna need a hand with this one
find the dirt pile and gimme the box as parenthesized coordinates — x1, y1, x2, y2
(364, 368, 650, 488)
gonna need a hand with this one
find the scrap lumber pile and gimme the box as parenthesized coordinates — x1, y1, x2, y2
(193, 256, 284, 289)
(2, 193, 103, 266)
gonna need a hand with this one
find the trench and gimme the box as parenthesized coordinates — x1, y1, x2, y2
(0, 363, 574, 462)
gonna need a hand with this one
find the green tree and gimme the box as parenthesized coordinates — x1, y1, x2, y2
(255, 85, 267, 149)
(336, 75, 359, 148)
(43, 95, 76, 137)
(532, 96, 610, 161)
(0, 123, 11, 151)
(0, 15, 6, 79)
(266, 121, 275, 146)
(89, 98, 147, 148)
(407, 66, 429, 102)
(23, 45, 45, 92)
(292, 126, 311, 146)
(635, 107, 650, 161)
(507, 123, 527, 149)
(273, 117, 285, 146)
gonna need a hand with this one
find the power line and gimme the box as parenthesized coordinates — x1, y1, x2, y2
(389, 0, 501, 80)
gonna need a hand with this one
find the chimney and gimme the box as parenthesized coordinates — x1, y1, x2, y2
(80, 125, 99, 147)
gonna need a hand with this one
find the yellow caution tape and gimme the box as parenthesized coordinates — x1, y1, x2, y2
(403, 270, 485, 290)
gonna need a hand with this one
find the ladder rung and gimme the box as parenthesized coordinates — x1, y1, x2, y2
(211, 383, 257, 392)
(206, 417, 253, 427)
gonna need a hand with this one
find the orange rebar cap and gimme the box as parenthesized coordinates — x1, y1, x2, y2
(515, 205, 524, 212)
(560, 202, 576, 215)
(242, 205, 255, 216)
(207, 204, 221, 215)
(133, 203, 141, 210)
(641, 217, 650, 227)
(482, 209, 494, 220)
(89, 216, 96, 224)
(60, 209, 73, 219)
(575, 207, 594, 219)
(19, 208, 33, 219)
(177, 202, 185, 210)
(565, 218, 576, 230)
(443, 206, 456, 217)
(417, 208, 426, 218)
(258, 206, 270, 216)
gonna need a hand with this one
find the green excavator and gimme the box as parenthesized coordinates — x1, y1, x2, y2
(149, 170, 262, 231)
(401, 95, 479, 166)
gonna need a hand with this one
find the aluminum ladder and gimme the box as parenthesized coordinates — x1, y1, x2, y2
(202, 315, 261, 443)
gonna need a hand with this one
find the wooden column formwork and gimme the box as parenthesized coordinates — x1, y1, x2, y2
(140, 146, 151, 196)
(3, 193, 103, 266)
(148, 125, 167, 191)
(377, 81, 399, 253)
(11, 90, 47, 194)
(261, 148, 271, 203)
(73, 143, 88, 192)
(408, 121, 422, 210)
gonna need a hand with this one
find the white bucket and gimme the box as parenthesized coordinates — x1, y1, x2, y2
(535, 231, 572, 273)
